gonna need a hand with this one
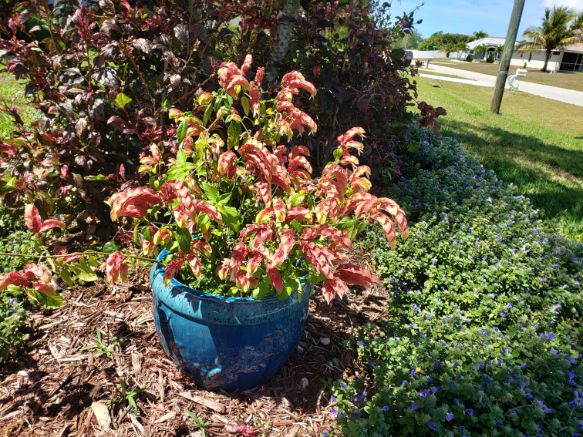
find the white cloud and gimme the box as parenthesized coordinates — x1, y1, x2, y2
(541, 0, 583, 11)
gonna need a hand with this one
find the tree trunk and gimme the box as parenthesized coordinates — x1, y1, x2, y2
(268, 0, 300, 81)
(542, 49, 551, 72)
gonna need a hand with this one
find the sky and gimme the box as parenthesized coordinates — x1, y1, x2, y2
(391, 0, 583, 38)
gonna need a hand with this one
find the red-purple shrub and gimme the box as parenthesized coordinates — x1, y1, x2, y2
(0, 0, 425, 237)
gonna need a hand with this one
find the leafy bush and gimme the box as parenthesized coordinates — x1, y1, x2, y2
(465, 54, 474, 62)
(0, 1, 421, 238)
(0, 229, 35, 273)
(486, 53, 495, 63)
(103, 58, 408, 302)
(0, 293, 28, 364)
(331, 129, 583, 436)
(0, 205, 36, 273)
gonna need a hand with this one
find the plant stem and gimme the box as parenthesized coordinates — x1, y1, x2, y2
(0, 251, 155, 263)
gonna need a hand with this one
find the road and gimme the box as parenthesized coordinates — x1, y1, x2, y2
(418, 63, 583, 107)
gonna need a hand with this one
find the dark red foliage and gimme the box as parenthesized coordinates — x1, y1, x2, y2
(0, 0, 426, 236)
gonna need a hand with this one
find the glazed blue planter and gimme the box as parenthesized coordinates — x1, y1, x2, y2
(150, 252, 312, 392)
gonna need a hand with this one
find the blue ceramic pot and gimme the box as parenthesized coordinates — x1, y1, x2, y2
(150, 251, 312, 392)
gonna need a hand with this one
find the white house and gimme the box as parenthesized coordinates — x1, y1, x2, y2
(467, 37, 507, 60)
(466, 36, 583, 71)
(511, 43, 583, 72)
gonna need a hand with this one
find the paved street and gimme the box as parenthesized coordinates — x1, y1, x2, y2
(419, 63, 583, 107)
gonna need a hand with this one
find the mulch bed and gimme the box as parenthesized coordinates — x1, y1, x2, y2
(0, 269, 388, 437)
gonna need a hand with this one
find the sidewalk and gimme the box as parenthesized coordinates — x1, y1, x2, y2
(419, 64, 583, 107)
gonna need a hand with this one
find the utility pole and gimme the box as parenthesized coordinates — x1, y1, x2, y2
(490, 0, 526, 114)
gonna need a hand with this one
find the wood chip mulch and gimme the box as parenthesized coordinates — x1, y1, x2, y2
(0, 269, 388, 437)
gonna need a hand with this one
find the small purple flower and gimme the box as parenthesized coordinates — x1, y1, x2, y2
(8, 307, 16, 313)
(354, 389, 367, 403)
(419, 388, 431, 398)
(520, 363, 527, 370)
(353, 411, 361, 419)
(499, 312, 507, 318)
(410, 369, 418, 377)
(7, 297, 16, 305)
(382, 405, 390, 412)
(329, 395, 337, 403)
(454, 397, 460, 405)
(330, 407, 338, 418)
(537, 400, 552, 414)
(465, 408, 474, 416)
(427, 421, 438, 432)
(411, 402, 417, 411)
(357, 340, 366, 347)
(526, 392, 533, 400)
(445, 412, 454, 422)
(540, 332, 556, 340)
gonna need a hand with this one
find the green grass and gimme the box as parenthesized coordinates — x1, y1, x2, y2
(418, 69, 474, 81)
(0, 73, 38, 138)
(415, 77, 583, 240)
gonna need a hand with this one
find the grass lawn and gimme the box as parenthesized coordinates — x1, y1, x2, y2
(432, 60, 583, 92)
(0, 73, 38, 138)
(415, 77, 583, 241)
(418, 69, 474, 81)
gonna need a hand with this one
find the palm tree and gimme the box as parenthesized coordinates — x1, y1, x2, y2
(473, 30, 488, 39)
(520, 7, 583, 72)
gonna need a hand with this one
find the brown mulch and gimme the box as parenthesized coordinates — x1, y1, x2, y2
(0, 269, 389, 437)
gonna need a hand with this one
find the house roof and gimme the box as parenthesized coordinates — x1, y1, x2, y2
(467, 37, 507, 49)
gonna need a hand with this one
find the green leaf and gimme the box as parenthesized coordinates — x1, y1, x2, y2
(252, 277, 273, 299)
(175, 227, 192, 253)
(218, 205, 242, 232)
(84, 174, 107, 181)
(289, 191, 306, 207)
(203, 103, 214, 126)
(227, 121, 241, 150)
(194, 137, 207, 162)
(279, 276, 300, 301)
(241, 96, 250, 116)
(201, 182, 220, 203)
(176, 121, 188, 143)
(76, 258, 99, 282)
(26, 288, 64, 308)
(102, 241, 119, 254)
(114, 92, 133, 110)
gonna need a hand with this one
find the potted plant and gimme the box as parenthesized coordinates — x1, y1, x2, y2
(1, 56, 408, 391)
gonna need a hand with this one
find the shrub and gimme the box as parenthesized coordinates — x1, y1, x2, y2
(331, 129, 583, 436)
(0, 205, 36, 273)
(0, 229, 35, 273)
(103, 58, 408, 302)
(486, 53, 495, 63)
(0, 293, 28, 364)
(465, 54, 474, 62)
(0, 1, 421, 239)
